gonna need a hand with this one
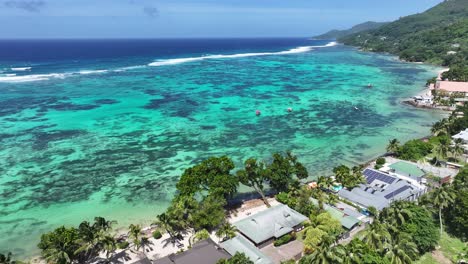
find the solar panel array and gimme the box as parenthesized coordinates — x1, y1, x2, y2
(384, 185, 411, 199)
(363, 169, 397, 185)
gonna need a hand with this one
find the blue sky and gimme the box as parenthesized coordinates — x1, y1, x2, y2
(0, 0, 443, 38)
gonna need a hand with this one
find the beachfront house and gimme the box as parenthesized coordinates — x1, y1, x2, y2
(435, 81, 468, 96)
(233, 204, 308, 248)
(338, 168, 425, 211)
(220, 235, 274, 264)
(453, 128, 468, 144)
(154, 238, 231, 264)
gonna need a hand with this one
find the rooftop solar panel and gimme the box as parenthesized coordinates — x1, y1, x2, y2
(384, 185, 411, 199)
(363, 169, 396, 185)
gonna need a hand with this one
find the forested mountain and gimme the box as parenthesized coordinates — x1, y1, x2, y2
(313, 21, 387, 40)
(339, 0, 468, 81)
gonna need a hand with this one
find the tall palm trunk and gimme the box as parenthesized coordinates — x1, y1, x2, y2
(439, 207, 443, 235)
(254, 185, 270, 207)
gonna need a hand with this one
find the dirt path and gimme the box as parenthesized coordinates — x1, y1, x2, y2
(432, 249, 452, 264)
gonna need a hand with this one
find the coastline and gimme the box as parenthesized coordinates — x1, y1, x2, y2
(16, 42, 448, 264)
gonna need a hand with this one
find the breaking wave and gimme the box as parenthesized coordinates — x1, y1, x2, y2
(148, 41, 337, 67)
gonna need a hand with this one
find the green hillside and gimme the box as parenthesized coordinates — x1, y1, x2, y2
(313, 21, 387, 40)
(339, 0, 468, 81)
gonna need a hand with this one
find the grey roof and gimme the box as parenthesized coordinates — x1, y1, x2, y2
(234, 204, 308, 244)
(154, 256, 172, 264)
(221, 236, 273, 264)
(155, 238, 231, 264)
(310, 198, 360, 230)
(453, 128, 468, 142)
(338, 170, 422, 210)
(131, 258, 153, 264)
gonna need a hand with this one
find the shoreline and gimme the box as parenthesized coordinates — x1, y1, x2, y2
(23, 44, 449, 264)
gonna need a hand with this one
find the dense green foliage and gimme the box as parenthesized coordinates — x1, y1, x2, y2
(333, 164, 365, 188)
(237, 157, 271, 206)
(396, 203, 440, 252)
(152, 230, 162, 239)
(176, 156, 238, 199)
(343, 239, 391, 264)
(276, 185, 318, 216)
(266, 151, 309, 192)
(339, 0, 468, 79)
(445, 168, 468, 241)
(302, 212, 342, 254)
(217, 252, 254, 264)
(313, 21, 388, 40)
(395, 139, 433, 161)
(37, 217, 117, 264)
(274, 234, 295, 247)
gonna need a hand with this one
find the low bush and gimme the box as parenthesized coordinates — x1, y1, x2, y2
(117, 241, 129, 249)
(376, 157, 386, 165)
(274, 234, 294, 247)
(152, 230, 162, 239)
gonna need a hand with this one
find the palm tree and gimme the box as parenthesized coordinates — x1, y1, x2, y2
(431, 118, 451, 136)
(128, 224, 142, 250)
(0, 252, 13, 264)
(386, 139, 400, 153)
(215, 222, 237, 242)
(362, 219, 391, 253)
(301, 235, 345, 264)
(75, 221, 100, 259)
(431, 187, 455, 234)
(343, 239, 369, 264)
(140, 236, 154, 255)
(452, 138, 464, 161)
(93, 217, 116, 232)
(381, 201, 413, 226)
(317, 176, 334, 190)
(155, 213, 177, 240)
(436, 137, 451, 162)
(385, 233, 418, 264)
(101, 235, 117, 260)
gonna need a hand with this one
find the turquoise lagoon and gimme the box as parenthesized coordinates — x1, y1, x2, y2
(0, 39, 443, 257)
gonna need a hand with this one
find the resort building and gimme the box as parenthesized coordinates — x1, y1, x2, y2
(154, 238, 231, 264)
(435, 81, 468, 96)
(338, 168, 425, 211)
(233, 204, 308, 248)
(453, 128, 468, 144)
(221, 235, 274, 264)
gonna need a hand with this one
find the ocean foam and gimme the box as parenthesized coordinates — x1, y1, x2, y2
(0, 73, 68, 83)
(148, 41, 337, 67)
(11, 67, 32, 71)
(0, 69, 111, 83)
(79, 70, 108, 75)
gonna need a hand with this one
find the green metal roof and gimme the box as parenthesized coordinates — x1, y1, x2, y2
(389, 161, 425, 178)
(310, 198, 360, 230)
(233, 204, 308, 245)
(221, 236, 273, 264)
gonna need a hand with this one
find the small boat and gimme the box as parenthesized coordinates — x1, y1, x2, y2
(256, 110, 261, 116)
(367, 83, 373, 88)
(287, 107, 293, 112)
(354, 106, 359, 110)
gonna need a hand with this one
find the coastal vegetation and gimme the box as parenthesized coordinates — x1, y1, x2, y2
(312, 21, 388, 40)
(339, 0, 468, 81)
(7, 106, 468, 264)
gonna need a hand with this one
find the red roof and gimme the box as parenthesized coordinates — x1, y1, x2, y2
(436, 81, 468, 93)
